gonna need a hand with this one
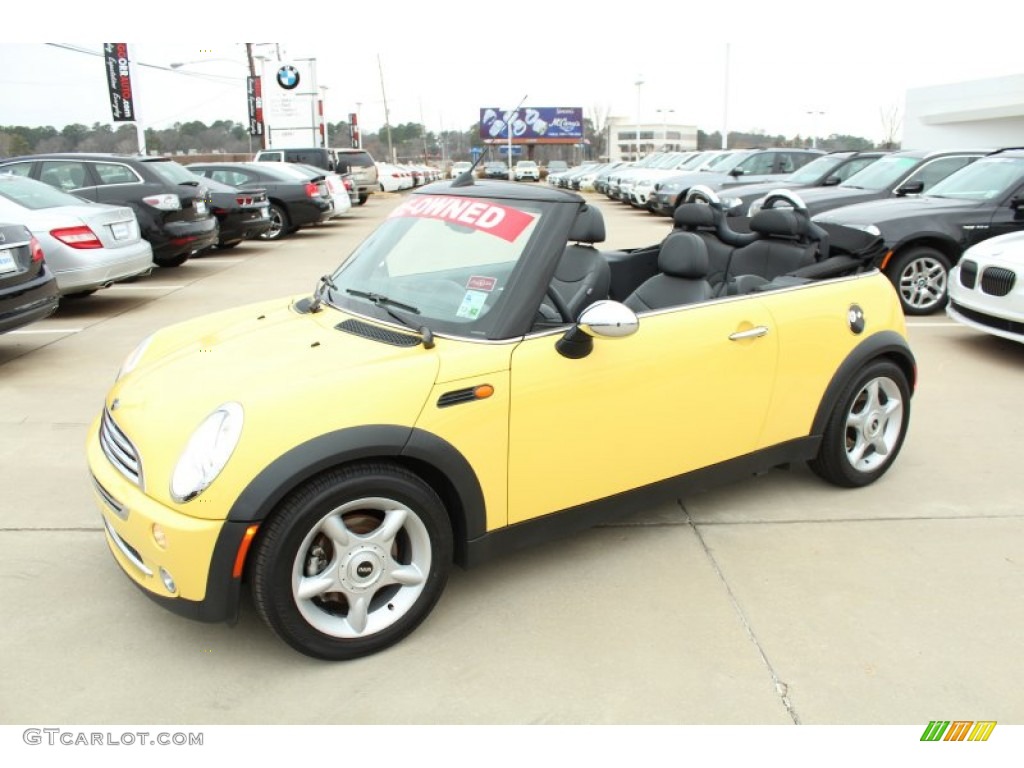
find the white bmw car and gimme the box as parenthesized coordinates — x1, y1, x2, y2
(947, 230, 1024, 344)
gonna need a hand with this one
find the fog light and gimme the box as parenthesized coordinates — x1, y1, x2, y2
(152, 524, 167, 549)
(159, 568, 177, 594)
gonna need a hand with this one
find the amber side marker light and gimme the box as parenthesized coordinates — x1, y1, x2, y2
(474, 384, 494, 400)
(233, 525, 260, 578)
(879, 250, 894, 270)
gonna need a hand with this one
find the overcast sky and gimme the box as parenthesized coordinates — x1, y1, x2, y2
(2, 3, 1022, 147)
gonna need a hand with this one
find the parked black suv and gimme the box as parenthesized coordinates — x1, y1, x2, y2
(747, 148, 989, 219)
(812, 147, 1024, 315)
(0, 154, 218, 267)
(718, 150, 888, 216)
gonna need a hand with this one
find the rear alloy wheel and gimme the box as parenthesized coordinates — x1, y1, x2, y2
(809, 360, 910, 488)
(259, 204, 290, 241)
(888, 246, 952, 316)
(251, 463, 452, 660)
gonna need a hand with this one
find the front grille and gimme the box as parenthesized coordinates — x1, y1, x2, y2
(980, 267, 1016, 297)
(959, 260, 978, 288)
(99, 409, 143, 487)
(950, 301, 1024, 336)
(336, 319, 421, 347)
(92, 475, 128, 520)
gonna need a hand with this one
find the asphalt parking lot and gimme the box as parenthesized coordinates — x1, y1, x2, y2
(1, 188, 1022, 727)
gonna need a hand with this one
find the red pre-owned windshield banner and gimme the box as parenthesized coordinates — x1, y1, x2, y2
(389, 196, 536, 242)
(103, 43, 135, 122)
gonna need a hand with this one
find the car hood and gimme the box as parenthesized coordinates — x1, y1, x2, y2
(112, 297, 443, 445)
(813, 196, 982, 227)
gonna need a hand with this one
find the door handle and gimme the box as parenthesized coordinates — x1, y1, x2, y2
(729, 326, 769, 341)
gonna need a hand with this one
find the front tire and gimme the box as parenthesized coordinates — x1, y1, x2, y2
(808, 360, 910, 488)
(887, 246, 951, 316)
(250, 463, 453, 660)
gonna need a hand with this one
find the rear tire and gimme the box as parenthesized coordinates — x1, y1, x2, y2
(357, 194, 369, 206)
(154, 253, 188, 268)
(808, 360, 910, 488)
(259, 204, 290, 241)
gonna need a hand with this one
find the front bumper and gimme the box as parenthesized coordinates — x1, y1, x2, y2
(87, 416, 249, 623)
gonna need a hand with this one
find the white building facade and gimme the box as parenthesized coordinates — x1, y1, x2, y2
(904, 74, 1024, 150)
(606, 115, 698, 162)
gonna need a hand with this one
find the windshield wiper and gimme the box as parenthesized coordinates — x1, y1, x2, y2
(345, 289, 436, 349)
(345, 289, 420, 314)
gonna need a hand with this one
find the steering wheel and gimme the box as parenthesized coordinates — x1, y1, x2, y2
(546, 285, 574, 323)
(760, 189, 808, 212)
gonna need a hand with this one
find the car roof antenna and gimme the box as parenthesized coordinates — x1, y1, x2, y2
(453, 94, 528, 188)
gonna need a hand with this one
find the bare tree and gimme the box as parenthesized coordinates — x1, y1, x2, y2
(588, 104, 611, 161)
(880, 104, 902, 150)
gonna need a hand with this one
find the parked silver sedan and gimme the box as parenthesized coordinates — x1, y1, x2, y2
(0, 174, 152, 296)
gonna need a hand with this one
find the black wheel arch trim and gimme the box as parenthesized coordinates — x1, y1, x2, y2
(810, 330, 916, 437)
(225, 424, 486, 561)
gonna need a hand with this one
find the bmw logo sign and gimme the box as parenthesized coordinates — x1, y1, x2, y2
(276, 65, 300, 90)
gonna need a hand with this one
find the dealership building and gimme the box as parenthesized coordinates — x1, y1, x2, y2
(903, 74, 1024, 150)
(605, 116, 698, 162)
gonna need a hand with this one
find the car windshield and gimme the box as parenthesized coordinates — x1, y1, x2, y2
(326, 194, 546, 338)
(144, 159, 203, 185)
(0, 175, 91, 209)
(839, 155, 920, 190)
(925, 157, 1024, 200)
(786, 155, 847, 185)
(703, 152, 744, 171)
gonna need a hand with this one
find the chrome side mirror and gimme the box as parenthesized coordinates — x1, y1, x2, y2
(556, 300, 638, 359)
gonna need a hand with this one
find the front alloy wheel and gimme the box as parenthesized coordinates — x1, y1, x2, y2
(809, 360, 910, 488)
(251, 463, 452, 660)
(889, 247, 951, 315)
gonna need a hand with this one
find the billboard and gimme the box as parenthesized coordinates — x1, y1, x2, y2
(480, 107, 583, 143)
(103, 43, 136, 122)
(246, 76, 263, 137)
(260, 58, 322, 148)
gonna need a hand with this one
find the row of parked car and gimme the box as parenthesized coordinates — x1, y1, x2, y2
(550, 146, 1024, 331)
(0, 151, 373, 335)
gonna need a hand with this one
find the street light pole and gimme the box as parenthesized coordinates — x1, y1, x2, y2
(806, 110, 826, 149)
(634, 76, 644, 161)
(656, 108, 675, 151)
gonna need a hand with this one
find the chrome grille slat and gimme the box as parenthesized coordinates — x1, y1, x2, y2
(100, 409, 142, 486)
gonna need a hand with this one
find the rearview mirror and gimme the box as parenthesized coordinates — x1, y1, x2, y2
(556, 300, 639, 359)
(822, 175, 840, 186)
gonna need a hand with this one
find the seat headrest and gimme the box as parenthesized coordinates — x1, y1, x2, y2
(673, 203, 718, 230)
(568, 204, 606, 244)
(659, 232, 709, 278)
(749, 208, 810, 239)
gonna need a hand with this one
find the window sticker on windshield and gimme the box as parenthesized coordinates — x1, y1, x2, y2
(468, 276, 497, 292)
(389, 196, 536, 242)
(456, 290, 488, 320)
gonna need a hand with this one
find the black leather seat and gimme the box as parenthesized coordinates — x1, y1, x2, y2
(718, 208, 820, 294)
(672, 203, 742, 286)
(624, 231, 714, 312)
(550, 204, 612, 318)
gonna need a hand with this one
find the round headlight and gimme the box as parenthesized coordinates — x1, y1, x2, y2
(170, 403, 244, 503)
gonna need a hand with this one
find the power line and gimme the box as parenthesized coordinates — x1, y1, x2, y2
(44, 43, 241, 84)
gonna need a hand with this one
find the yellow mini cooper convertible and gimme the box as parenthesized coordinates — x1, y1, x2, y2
(88, 180, 916, 659)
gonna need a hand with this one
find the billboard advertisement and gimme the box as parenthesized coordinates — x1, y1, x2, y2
(480, 107, 583, 143)
(103, 43, 136, 122)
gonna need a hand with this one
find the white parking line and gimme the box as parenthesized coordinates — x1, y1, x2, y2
(8, 328, 83, 335)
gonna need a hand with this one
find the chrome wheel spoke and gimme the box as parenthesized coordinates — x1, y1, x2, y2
(296, 571, 337, 601)
(346, 595, 370, 635)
